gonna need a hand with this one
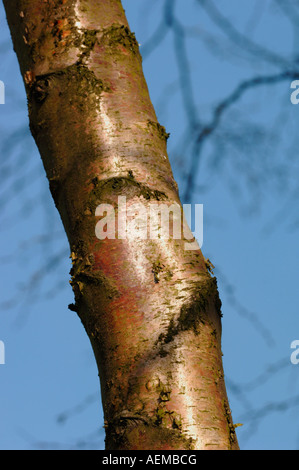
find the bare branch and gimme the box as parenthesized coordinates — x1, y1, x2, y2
(197, 0, 294, 68)
(184, 71, 299, 201)
(215, 265, 276, 347)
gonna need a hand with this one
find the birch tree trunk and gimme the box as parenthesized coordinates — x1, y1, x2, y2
(3, 0, 239, 450)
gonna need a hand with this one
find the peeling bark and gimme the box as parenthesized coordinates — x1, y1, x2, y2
(3, 0, 239, 450)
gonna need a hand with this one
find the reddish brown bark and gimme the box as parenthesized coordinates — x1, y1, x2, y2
(3, 0, 239, 450)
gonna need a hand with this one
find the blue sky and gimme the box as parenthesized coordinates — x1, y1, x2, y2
(0, 0, 299, 450)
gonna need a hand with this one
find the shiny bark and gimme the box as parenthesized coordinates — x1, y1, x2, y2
(3, 0, 239, 450)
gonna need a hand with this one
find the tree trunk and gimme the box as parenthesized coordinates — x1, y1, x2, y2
(3, 0, 239, 450)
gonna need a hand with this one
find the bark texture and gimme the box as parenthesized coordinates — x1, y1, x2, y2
(3, 0, 239, 450)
